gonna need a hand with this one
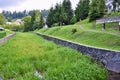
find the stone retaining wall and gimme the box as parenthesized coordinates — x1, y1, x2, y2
(36, 33, 120, 74)
(0, 32, 16, 45)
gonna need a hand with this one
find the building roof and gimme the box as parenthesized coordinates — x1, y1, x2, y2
(96, 16, 120, 24)
(0, 27, 5, 30)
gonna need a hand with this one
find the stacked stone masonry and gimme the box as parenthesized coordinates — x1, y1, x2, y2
(36, 33, 120, 74)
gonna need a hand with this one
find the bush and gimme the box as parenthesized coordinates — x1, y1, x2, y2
(3, 24, 22, 32)
(72, 28, 77, 34)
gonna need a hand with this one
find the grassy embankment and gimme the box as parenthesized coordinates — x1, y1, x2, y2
(37, 18, 120, 51)
(0, 31, 6, 38)
(0, 29, 12, 38)
(0, 33, 107, 80)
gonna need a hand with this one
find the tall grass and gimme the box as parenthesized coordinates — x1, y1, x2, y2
(0, 33, 107, 80)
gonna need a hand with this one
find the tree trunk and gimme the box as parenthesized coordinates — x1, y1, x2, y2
(119, 25, 120, 31)
(102, 23, 106, 30)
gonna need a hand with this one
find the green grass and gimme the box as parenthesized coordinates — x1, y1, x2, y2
(5, 29, 13, 35)
(37, 19, 120, 50)
(0, 31, 6, 38)
(0, 33, 107, 80)
(0, 29, 12, 39)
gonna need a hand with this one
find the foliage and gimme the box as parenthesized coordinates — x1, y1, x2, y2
(31, 10, 44, 31)
(75, 0, 90, 21)
(46, 4, 66, 27)
(10, 24, 21, 31)
(2, 10, 49, 20)
(40, 14, 45, 29)
(62, 0, 73, 25)
(46, 7, 54, 27)
(22, 16, 31, 32)
(72, 28, 77, 34)
(3, 24, 22, 31)
(46, 0, 73, 27)
(89, 0, 105, 21)
(41, 9, 49, 18)
(0, 13, 6, 25)
(0, 33, 107, 80)
(70, 16, 77, 24)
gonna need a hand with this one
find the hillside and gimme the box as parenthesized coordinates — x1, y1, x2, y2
(37, 19, 120, 51)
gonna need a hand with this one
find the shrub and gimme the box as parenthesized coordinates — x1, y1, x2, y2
(72, 28, 77, 34)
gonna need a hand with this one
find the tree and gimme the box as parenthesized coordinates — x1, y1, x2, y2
(0, 13, 6, 25)
(89, 0, 105, 21)
(62, 0, 73, 25)
(31, 10, 43, 31)
(70, 16, 77, 24)
(75, 0, 90, 21)
(54, 3, 66, 26)
(41, 9, 49, 18)
(39, 14, 44, 29)
(22, 16, 31, 32)
(46, 7, 54, 27)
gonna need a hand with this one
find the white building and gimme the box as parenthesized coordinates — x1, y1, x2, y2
(106, 0, 120, 13)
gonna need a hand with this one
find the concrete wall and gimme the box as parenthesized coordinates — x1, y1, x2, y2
(0, 32, 16, 45)
(36, 33, 120, 73)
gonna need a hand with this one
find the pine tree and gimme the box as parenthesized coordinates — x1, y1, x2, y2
(46, 7, 55, 27)
(75, 0, 90, 21)
(62, 0, 73, 25)
(39, 14, 44, 29)
(89, 0, 105, 21)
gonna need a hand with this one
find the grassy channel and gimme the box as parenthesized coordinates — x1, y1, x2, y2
(0, 32, 107, 80)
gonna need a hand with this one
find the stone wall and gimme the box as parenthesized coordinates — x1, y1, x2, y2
(36, 33, 120, 73)
(0, 32, 16, 45)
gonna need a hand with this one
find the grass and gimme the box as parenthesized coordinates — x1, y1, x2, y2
(0, 31, 6, 38)
(37, 18, 120, 51)
(0, 29, 12, 39)
(0, 32, 107, 80)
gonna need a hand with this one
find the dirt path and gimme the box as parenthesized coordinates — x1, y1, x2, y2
(79, 25, 120, 37)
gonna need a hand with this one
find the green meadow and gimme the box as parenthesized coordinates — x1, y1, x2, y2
(0, 33, 107, 80)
